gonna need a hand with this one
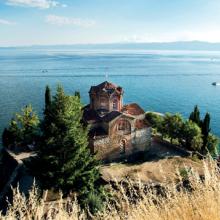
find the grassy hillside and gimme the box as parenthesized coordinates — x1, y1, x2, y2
(1, 159, 220, 220)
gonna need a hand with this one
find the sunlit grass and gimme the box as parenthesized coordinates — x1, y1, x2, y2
(1, 159, 220, 220)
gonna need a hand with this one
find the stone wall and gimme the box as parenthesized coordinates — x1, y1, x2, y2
(90, 92, 122, 112)
(132, 127, 152, 152)
(92, 127, 151, 162)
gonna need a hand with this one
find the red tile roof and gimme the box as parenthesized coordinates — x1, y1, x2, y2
(89, 81, 123, 95)
(122, 103, 145, 116)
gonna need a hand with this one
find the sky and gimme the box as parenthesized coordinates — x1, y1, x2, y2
(0, 0, 220, 46)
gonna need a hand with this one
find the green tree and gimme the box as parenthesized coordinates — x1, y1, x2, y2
(189, 105, 201, 126)
(205, 134, 219, 156)
(163, 113, 184, 144)
(201, 113, 211, 154)
(42, 86, 53, 139)
(44, 85, 52, 113)
(2, 105, 40, 149)
(180, 120, 203, 151)
(145, 112, 165, 137)
(30, 85, 104, 211)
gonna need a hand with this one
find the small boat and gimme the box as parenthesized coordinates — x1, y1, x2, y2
(212, 82, 220, 86)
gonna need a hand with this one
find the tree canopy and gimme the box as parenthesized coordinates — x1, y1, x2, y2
(147, 108, 218, 156)
(29, 85, 104, 212)
(2, 105, 40, 150)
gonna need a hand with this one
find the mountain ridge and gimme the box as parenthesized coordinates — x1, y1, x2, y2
(2, 41, 220, 51)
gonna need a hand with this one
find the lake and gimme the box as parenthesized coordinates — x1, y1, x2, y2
(0, 48, 220, 145)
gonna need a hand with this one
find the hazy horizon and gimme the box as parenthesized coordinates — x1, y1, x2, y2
(1, 0, 220, 46)
(2, 41, 220, 51)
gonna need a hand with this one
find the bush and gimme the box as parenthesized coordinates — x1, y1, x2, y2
(82, 191, 104, 214)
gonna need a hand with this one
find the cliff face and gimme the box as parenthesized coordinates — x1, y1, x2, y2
(0, 149, 35, 211)
(0, 149, 18, 191)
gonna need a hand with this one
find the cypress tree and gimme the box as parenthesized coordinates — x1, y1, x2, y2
(201, 112, 211, 154)
(189, 105, 201, 126)
(30, 85, 104, 211)
(44, 85, 51, 113)
(42, 85, 53, 138)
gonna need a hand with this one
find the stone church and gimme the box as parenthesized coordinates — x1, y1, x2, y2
(83, 81, 151, 161)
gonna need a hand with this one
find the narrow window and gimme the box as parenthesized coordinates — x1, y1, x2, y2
(100, 97, 108, 109)
(113, 99, 118, 110)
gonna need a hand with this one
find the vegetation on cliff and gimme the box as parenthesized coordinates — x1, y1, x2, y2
(29, 85, 105, 212)
(1, 85, 105, 213)
(146, 107, 219, 156)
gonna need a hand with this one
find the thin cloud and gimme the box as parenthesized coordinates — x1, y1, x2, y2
(6, 0, 66, 9)
(46, 15, 96, 28)
(0, 18, 16, 25)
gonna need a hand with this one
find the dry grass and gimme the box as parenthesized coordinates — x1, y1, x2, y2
(1, 159, 220, 220)
(101, 157, 203, 183)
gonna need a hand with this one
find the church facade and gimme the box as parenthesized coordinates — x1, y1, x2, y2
(83, 81, 151, 161)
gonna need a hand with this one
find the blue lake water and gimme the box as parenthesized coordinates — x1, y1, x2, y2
(0, 48, 220, 144)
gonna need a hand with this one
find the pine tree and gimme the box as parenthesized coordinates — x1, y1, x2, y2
(2, 105, 40, 149)
(30, 85, 104, 211)
(189, 105, 201, 126)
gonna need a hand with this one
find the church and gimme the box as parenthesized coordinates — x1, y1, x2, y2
(83, 81, 152, 161)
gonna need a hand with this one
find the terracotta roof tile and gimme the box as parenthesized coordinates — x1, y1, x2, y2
(89, 81, 123, 95)
(122, 103, 145, 116)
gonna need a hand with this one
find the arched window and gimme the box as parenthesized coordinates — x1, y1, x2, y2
(100, 96, 108, 110)
(118, 119, 131, 134)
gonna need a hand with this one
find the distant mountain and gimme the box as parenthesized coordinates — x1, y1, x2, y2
(2, 41, 220, 51)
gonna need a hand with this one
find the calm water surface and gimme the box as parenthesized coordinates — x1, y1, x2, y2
(0, 49, 220, 145)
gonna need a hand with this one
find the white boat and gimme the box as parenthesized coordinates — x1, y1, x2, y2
(212, 82, 220, 86)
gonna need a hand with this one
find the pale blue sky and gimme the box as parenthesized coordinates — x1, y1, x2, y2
(0, 0, 220, 46)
